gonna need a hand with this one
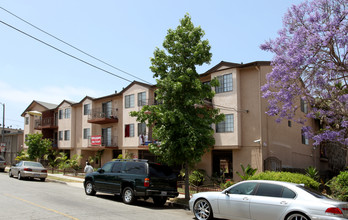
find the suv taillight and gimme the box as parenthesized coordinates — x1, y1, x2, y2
(144, 178, 150, 187)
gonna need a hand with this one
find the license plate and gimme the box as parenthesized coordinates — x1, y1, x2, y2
(161, 191, 167, 196)
(34, 174, 40, 177)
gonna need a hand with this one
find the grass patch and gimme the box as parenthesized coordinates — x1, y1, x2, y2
(47, 176, 82, 183)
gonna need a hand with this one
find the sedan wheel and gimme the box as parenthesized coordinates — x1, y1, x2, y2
(193, 199, 213, 220)
(9, 170, 13, 178)
(84, 181, 96, 196)
(286, 213, 309, 220)
(18, 172, 23, 180)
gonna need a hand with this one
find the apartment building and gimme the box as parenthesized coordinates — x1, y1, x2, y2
(21, 61, 343, 179)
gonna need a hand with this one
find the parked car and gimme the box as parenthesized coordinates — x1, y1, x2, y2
(189, 180, 348, 220)
(9, 161, 47, 181)
(84, 159, 178, 206)
(0, 156, 6, 172)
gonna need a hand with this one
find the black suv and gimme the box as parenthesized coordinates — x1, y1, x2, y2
(84, 159, 178, 206)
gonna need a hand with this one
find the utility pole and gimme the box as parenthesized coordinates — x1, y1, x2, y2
(0, 102, 4, 157)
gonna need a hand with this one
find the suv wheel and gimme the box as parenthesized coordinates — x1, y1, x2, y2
(153, 196, 167, 206)
(122, 187, 136, 204)
(85, 181, 96, 196)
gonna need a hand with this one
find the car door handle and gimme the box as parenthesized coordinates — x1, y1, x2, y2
(243, 197, 249, 201)
(280, 201, 288, 205)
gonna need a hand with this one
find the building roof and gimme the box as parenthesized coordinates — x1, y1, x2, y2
(20, 100, 58, 117)
(200, 61, 271, 76)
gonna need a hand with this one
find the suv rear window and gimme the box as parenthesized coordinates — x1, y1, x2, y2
(149, 163, 176, 178)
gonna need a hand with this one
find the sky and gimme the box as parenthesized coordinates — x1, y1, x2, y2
(0, 0, 303, 129)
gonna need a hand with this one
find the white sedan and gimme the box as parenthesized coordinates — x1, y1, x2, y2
(189, 180, 348, 220)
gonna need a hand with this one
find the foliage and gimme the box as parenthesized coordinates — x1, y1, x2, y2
(236, 164, 257, 180)
(249, 171, 320, 190)
(15, 149, 30, 162)
(25, 133, 52, 161)
(55, 152, 69, 170)
(44, 148, 60, 173)
(305, 166, 319, 181)
(66, 154, 82, 175)
(189, 170, 206, 186)
(130, 14, 224, 200)
(220, 179, 235, 189)
(260, 0, 348, 146)
(327, 171, 348, 201)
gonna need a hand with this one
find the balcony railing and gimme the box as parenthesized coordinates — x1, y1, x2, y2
(88, 135, 118, 148)
(88, 108, 118, 124)
(41, 117, 58, 129)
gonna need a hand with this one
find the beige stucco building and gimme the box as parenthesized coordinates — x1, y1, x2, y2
(21, 61, 345, 179)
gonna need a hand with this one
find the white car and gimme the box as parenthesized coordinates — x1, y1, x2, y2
(189, 180, 348, 220)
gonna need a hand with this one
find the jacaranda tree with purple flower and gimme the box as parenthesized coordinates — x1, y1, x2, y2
(261, 0, 348, 147)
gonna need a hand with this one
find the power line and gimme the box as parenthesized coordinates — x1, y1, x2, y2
(0, 19, 134, 83)
(0, 6, 152, 85)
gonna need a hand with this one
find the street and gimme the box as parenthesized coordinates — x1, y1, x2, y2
(0, 172, 194, 220)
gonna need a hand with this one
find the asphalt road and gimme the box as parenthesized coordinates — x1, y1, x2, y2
(0, 172, 194, 220)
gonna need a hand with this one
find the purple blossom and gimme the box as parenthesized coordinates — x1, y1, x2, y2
(260, 0, 348, 146)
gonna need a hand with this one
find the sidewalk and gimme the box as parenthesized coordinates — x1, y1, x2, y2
(47, 173, 84, 188)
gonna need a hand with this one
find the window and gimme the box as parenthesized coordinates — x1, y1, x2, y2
(83, 104, 90, 115)
(302, 129, 309, 145)
(59, 131, 63, 140)
(124, 162, 146, 175)
(282, 187, 296, 199)
(138, 92, 146, 106)
(216, 114, 234, 133)
(102, 101, 112, 117)
(288, 120, 292, 127)
(101, 162, 113, 173)
(215, 73, 232, 93)
(228, 182, 258, 195)
(83, 128, 90, 139)
(255, 183, 283, 197)
(112, 162, 122, 173)
(138, 123, 146, 136)
(59, 110, 63, 119)
(125, 124, 134, 137)
(102, 127, 112, 146)
(64, 130, 70, 141)
(64, 108, 71, 119)
(301, 99, 308, 114)
(125, 94, 134, 108)
(25, 117, 29, 125)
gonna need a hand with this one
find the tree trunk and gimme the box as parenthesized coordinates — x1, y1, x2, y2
(185, 162, 190, 201)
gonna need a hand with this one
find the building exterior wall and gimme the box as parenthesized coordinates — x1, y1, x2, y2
(21, 61, 344, 179)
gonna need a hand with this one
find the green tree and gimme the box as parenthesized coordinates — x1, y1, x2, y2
(44, 148, 60, 173)
(15, 149, 29, 162)
(66, 154, 82, 176)
(131, 14, 224, 200)
(25, 133, 52, 161)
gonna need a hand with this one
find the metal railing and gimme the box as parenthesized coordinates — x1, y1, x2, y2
(88, 108, 118, 120)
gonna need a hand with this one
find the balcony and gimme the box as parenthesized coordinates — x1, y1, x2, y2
(88, 135, 118, 148)
(88, 108, 118, 124)
(41, 117, 58, 129)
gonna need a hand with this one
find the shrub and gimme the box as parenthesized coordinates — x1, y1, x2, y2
(248, 171, 320, 190)
(220, 179, 234, 189)
(327, 171, 348, 201)
(236, 164, 257, 180)
(189, 170, 206, 186)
